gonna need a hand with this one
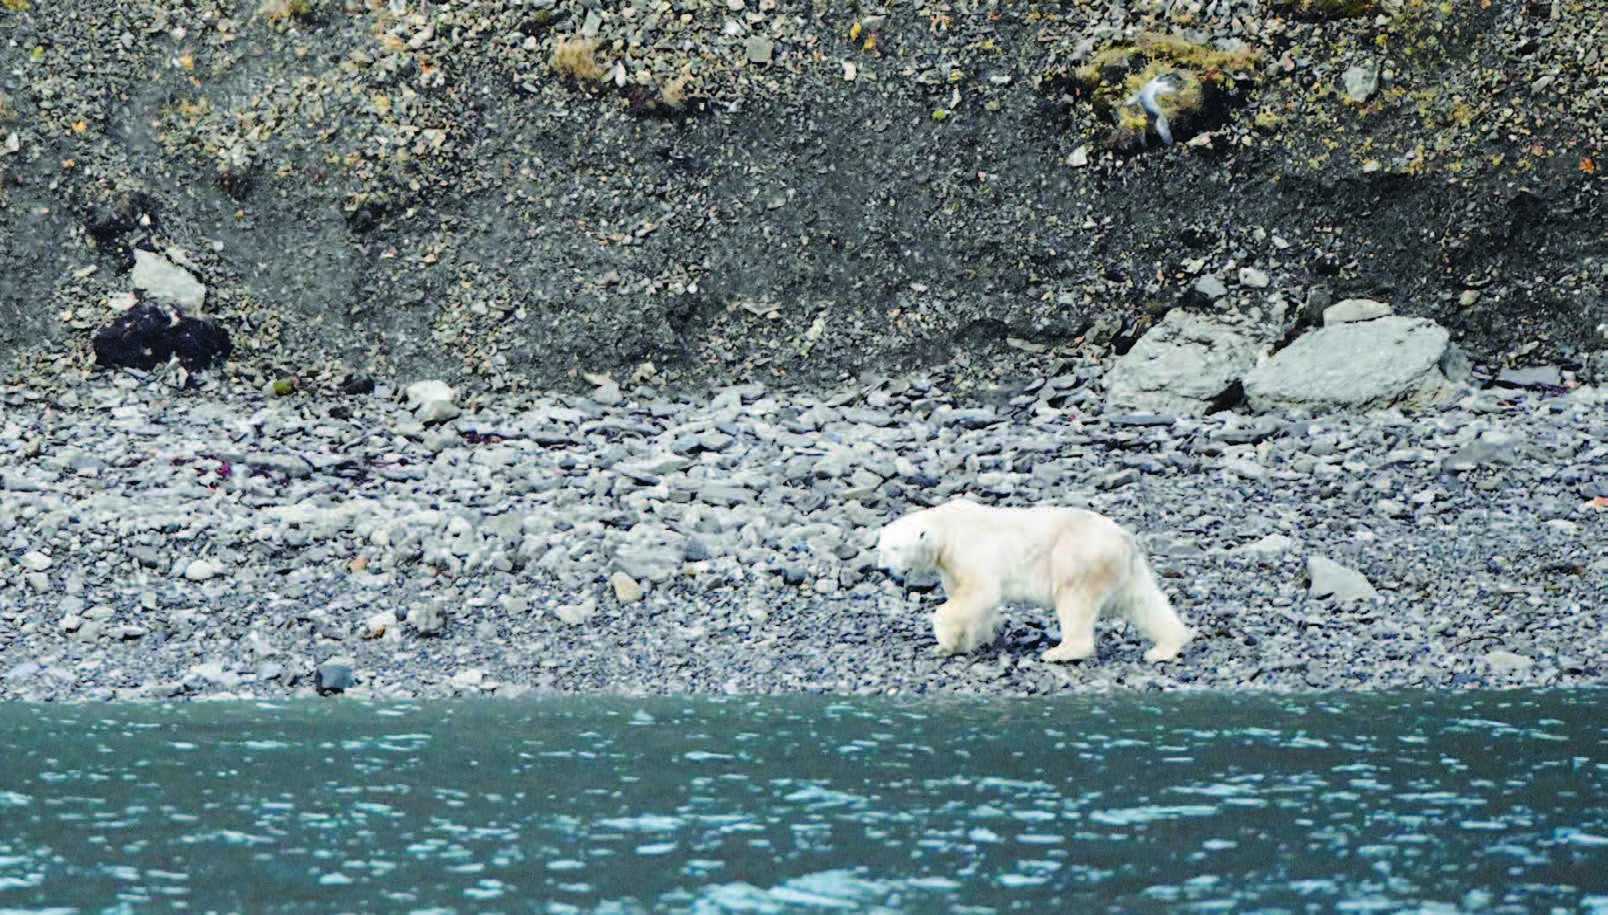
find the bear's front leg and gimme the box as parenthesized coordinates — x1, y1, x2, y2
(930, 588, 999, 656)
(931, 611, 968, 656)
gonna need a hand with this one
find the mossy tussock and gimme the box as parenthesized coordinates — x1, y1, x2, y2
(1054, 33, 1262, 150)
(1271, 0, 1379, 21)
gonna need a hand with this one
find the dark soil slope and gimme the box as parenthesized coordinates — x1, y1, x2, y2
(1, 0, 1602, 392)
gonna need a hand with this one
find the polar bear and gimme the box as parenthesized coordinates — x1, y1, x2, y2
(876, 498, 1193, 663)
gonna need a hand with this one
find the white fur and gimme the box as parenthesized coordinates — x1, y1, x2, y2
(877, 498, 1193, 663)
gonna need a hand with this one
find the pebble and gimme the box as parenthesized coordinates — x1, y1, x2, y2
(1483, 650, 1534, 674)
(1306, 555, 1379, 604)
(1193, 275, 1229, 301)
(610, 573, 644, 604)
(184, 559, 220, 582)
(1323, 298, 1393, 325)
(556, 598, 600, 625)
(363, 611, 398, 639)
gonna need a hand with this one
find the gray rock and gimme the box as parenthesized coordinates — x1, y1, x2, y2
(1097, 468, 1139, 490)
(610, 572, 644, 604)
(4, 662, 41, 683)
(1307, 555, 1379, 603)
(362, 611, 398, 639)
(1237, 533, 1297, 556)
(684, 537, 713, 563)
(1483, 650, 1534, 674)
(745, 36, 774, 64)
(698, 484, 752, 507)
(1105, 310, 1264, 415)
(245, 452, 313, 479)
(614, 545, 682, 583)
(404, 380, 459, 424)
(944, 408, 1001, 429)
(1495, 365, 1563, 389)
(556, 598, 599, 625)
(1106, 412, 1176, 428)
(1303, 286, 1334, 323)
(406, 604, 446, 636)
(1237, 267, 1270, 289)
(1343, 63, 1379, 102)
(1323, 298, 1392, 325)
(20, 550, 51, 572)
(184, 558, 220, 581)
(316, 659, 355, 694)
(592, 380, 623, 406)
(1444, 431, 1521, 471)
(1582, 351, 1608, 385)
(130, 249, 206, 308)
(415, 399, 462, 425)
(1244, 317, 1469, 413)
(1192, 275, 1229, 301)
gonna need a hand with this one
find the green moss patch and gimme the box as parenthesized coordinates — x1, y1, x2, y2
(1271, 0, 1379, 21)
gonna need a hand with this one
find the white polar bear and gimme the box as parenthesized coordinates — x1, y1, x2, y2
(876, 498, 1193, 663)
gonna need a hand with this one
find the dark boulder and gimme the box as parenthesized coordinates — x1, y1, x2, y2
(316, 660, 356, 695)
(91, 303, 231, 372)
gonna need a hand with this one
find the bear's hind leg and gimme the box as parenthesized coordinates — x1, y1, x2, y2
(1041, 546, 1123, 663)
(1042, 584, 1101, 662)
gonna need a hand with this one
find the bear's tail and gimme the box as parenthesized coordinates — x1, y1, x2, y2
(1111, 539, 1193, 661)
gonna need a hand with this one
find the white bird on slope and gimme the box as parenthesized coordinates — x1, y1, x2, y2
(1128, 72, 1185, 146)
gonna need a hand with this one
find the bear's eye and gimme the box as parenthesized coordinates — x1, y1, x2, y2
(918, 530, 927, 539)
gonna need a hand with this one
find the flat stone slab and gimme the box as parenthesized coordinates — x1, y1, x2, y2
(1105, 310, 1264, 416)
(131, 250, 206, 309)
(1244, 316, 1468, 413)
(1323, 298, 1392, 325)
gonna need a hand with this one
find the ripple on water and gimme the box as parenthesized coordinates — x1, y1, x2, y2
(0, 692, 1602, 913)
(1089, 804, 1220, 826)
(690, 868, 945, 913)
(1557, 828, 1608, 847)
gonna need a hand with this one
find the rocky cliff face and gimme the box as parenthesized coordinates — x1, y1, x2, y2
(1, 0, 1602, 394)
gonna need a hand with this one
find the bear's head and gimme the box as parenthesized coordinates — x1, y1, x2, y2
(876, 511, 937, 577)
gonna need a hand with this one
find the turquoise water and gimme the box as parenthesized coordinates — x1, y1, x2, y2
(0, 691, 1604, 913)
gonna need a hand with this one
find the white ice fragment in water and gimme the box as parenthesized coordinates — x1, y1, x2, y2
(1089, 804, 1219, 826)
(999, 873, 1048, 888)
(598, 814, 682, 832)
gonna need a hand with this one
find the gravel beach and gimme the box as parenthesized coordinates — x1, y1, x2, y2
(3, 364, 1603, 702)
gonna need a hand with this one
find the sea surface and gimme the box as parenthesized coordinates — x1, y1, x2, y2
(1, 690, 1604, 913)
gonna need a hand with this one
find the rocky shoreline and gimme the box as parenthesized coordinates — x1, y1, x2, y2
(2, 361, 1603, 702)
